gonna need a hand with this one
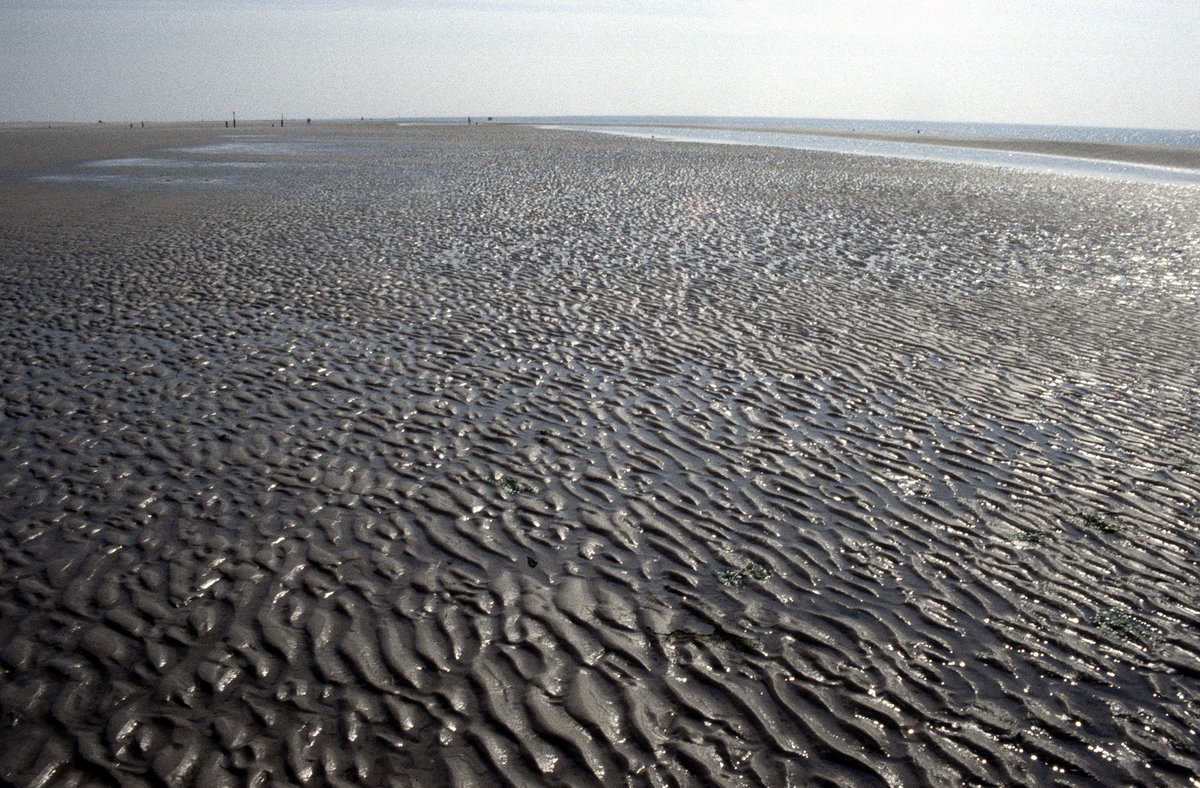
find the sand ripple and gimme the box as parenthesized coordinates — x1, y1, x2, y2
(2, 124, 1199, 786)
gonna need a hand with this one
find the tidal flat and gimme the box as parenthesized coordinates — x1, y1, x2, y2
(1, 122, 1199, 786)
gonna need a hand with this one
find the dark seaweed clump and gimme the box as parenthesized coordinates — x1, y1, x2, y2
(485, 475, 538, 497)
(1078, 512, 1124, 534)
(1090, 608, 1163, 646)
(715, 562, 772, 588)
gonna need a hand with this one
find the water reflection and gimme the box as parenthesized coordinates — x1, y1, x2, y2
(542, 124, 1200, 187)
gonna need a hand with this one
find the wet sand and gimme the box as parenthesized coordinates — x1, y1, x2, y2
(2, 122, 1199, 786)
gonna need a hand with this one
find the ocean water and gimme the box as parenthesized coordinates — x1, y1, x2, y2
(508, 116, 1200, 186)
(515, 116, 1200, 148)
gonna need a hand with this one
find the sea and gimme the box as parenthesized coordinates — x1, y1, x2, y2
(509, 116, 1200, 186)
(514, 116, 1200, 147)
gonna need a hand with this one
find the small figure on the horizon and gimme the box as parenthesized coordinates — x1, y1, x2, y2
(468, 117, 472, 125)
(307, 118, 311, 124)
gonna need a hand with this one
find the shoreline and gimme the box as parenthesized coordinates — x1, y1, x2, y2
(563, 120, 1200, 171)
(6, 119, 1200, 174)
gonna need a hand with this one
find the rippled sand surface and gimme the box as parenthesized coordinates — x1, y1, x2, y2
(2, 123, 1199, 786)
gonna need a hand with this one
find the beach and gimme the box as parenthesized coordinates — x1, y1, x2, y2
(1, 121, 1199, 786)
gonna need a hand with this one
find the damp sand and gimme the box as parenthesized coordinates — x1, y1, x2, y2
(2, 122, 1199, 786)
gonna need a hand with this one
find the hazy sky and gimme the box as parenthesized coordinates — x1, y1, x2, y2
(3, 0, 1198, 128)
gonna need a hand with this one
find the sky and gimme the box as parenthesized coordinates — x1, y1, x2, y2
(2, 0, 1198, 128)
